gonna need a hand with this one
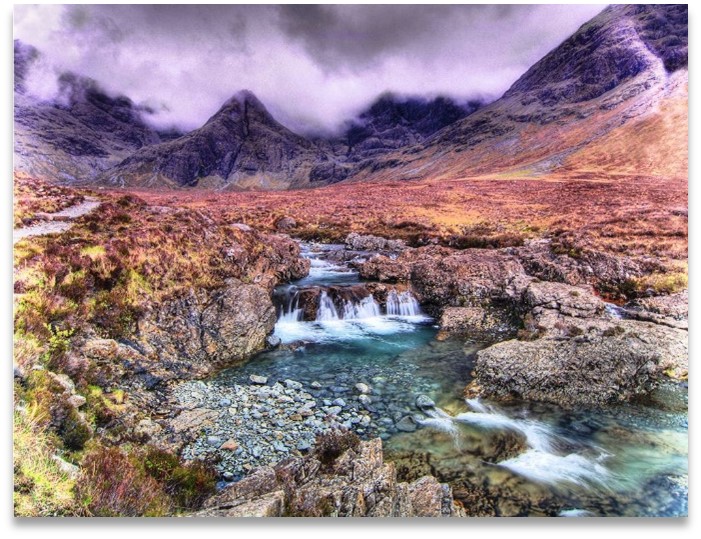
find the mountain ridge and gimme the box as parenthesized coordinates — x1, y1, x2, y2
(13, 4, 688, 189)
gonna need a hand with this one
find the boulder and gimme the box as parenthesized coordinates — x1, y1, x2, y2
(467, 319, 688, 408)
(137, 279, 276, 376)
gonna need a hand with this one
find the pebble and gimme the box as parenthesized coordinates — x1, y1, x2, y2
(284, 379, 303, 390)
(207, 436, 222, 446)
(332, 398, 346, 407)
(310, 381, 322, 390)
(326, 406, 343, 416)
(219, 398, 232, 407)
(358, 394, 373, 407)
(355, 383, 372, 394)
(250, 375, 268, 385)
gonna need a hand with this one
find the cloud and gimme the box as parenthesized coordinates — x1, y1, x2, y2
(13, 4, 606, 134)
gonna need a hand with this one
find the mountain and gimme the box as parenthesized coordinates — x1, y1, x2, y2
(13, 4, 687, 189)
(102, 90, 481, 189)
(102, 91, 328, 189)
(13, 41, 173, 183)
(348, 4, 687, 182)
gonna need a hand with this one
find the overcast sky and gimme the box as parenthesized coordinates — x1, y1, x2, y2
(14, 4, 606, 134)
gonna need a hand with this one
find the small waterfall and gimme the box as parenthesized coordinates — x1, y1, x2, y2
(342, 295, 381, 320)
(386, 289, 422, 316)
(317, 291, 340, 321)
(277, 287, 303, 323)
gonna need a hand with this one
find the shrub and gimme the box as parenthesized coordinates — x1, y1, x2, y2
(313, 429, 360, 469)
(143, 448, 216, 510)
(77, 445, 170, 517)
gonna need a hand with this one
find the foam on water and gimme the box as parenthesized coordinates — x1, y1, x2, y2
(499, 450, 609, 487)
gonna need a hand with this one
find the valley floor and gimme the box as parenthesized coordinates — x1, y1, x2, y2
(12, 172, 688, 516)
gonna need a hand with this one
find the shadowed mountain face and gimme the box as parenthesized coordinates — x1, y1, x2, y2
(13, 4, 687, 189)
(13, 41, 175, 183)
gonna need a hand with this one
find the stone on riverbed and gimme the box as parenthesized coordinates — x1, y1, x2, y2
(415, 395, 435, 410)
(355, 383, 372, 394)
(250, 375, 268, 385)
(396, 416, 417, 432)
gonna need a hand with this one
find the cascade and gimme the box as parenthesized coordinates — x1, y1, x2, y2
(386, 289, 422, 316)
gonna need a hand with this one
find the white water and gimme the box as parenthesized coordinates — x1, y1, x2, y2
(317, 291, 340, 321)
(341, 295, 381, 320)
(416, 398, 610, 488)
(387, 289, 423, 317)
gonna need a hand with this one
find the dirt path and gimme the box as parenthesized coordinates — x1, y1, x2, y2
(13, 197, 101, 244)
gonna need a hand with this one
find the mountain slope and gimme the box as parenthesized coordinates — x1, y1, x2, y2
(102, 91, 328, 189)
(13, 41, 169, 183)
(350, 4, 687, 183)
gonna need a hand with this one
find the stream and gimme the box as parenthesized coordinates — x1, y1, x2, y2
(209, 242, 688, 517)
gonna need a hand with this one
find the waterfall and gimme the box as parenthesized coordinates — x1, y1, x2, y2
(276, 287, 304, 322)
(317, 291, 340, 321)
(386, 289, 422, 316)
(342, 295, 381, 320)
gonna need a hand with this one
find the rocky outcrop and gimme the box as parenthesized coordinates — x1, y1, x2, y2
(345, 232, 406, 253)
(197, 434, 464, 517)
(137, 280, 276, 377)
(466, 281, 688, 408)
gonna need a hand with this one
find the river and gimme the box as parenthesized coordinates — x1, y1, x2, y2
(213, 241, 688, 516)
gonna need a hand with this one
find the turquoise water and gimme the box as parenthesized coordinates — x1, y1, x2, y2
(219, 243, 688, 517)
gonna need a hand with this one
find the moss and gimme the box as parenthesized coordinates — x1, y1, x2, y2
(60, 408, 93, 451)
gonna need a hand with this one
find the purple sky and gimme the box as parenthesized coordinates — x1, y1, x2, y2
(14, 4, 606, 134)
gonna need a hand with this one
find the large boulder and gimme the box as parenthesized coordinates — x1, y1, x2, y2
(137, 279, 276, 376)
(467, 320, 687, 408)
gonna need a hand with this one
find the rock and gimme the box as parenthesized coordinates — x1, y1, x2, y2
(326, 406, 343, 416)
(250, 375, 268, 385)
(275, 216, 297, 231)
(310, 381, 322, 390)
(51, 455, 79, 478)
(524, 281, 604, 318)
(415, 394, 435, 410)
(355, 383, 371, 394)
(219, 398, 232, 407)
(67, 395, 86, 408)
(284, 379, 303, 390)
(170, 409, 218, 435)
(358, 394, 373, 408)
(332, 398, 346, 407)
(345, 233, 406, 253)
(632, 290, 688, 320)
(133, 418, 163, 441)
(207, 436, 223, 447)
(468, 319, 688, 408)
(198, 433, 463, 517)
(221, 439, 239, 451)
(266, 335, 282, 348)
(438, 306, 517, 341)
(396, 416, 417, 432)
(137, 280, 277, 377)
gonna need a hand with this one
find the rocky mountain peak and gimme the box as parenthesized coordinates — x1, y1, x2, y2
(503, 4, 687, 106)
